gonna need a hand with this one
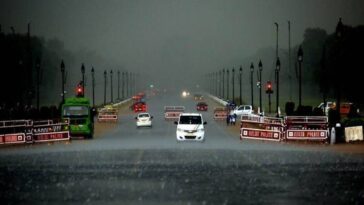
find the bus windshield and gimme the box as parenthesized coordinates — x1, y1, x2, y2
(63, 106, 89, 117)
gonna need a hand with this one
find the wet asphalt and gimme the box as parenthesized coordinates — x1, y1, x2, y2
(1, 92, 364, 205)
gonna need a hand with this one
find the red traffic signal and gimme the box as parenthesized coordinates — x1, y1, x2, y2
(76, 82, 84, 97)
(266, 81, 273, 94)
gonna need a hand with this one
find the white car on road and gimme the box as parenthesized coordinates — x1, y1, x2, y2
(231, 105, 254, 116)
(135, 112, 153, 128)
(175, 113, 206, 142)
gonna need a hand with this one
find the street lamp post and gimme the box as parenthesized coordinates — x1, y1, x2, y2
(258, 60, 263, 114)
(110, 70, 113, 103)
(297, 46, 303, 107)
(266, 81, 273, 113)
(232, 68, 235, 104)
(122, 72, 125, 99)
(91, 67, 95, 107)
(250, 63, 254, 107)
(274, 22, 279, 59)
(227, 69, 230, 101)
(117, 70, 120, 100)
(222, 69, 225, 99)
(104, 70, 107, 105)
(36, 57, 41, 111)
(239, 66, 242, 105)
(335, 18, 343, 123)
(219, 70, 222, 97)
(81, 63, 85, 93)
(61, 60, 65, 103)
(215, 72, 218, 96)
(275, 57, 281, 117)
(126, 72, 129, 98)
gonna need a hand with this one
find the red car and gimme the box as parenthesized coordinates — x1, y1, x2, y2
(196, 102, 208, 111)
(133, 102, 147, 112)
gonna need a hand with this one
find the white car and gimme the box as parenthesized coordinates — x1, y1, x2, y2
(135, 113, 153, 128)
(175, 113, 206, 142)
(231, 105, 253, 116)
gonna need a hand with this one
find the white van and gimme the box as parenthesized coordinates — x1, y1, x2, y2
(174, 113, 206, 142)
(231, 105, 253, 116)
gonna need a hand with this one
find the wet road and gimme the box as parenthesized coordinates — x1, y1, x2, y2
(1, 92, 364, 204)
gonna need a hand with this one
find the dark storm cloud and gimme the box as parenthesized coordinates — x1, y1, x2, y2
(1, 0, 364, 89)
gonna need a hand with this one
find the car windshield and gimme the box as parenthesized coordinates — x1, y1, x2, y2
(63, 106, 89, 117)
(138, 114, 149, 118)
(179, 116, 202, 124)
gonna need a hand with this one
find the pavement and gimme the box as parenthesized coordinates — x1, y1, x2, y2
(0, 92, 364, 205)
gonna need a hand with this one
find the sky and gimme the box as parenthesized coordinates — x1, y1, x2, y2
(1, 0, 364, 89)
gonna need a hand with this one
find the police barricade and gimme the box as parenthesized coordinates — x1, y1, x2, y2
(240, 114, 284, 141)
(213, 107, 228, 120)
(97, 108, 118, 122)
(0, 119, 70, 145)
(284, 116, 328, 141)
(164, 106, 185, 120)
(32, 119, 70, 143)
(0, 120, 32, 145)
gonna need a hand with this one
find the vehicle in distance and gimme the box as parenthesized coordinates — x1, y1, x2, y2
(175, 113, 206, 142)
(135, 112, 153, 128)
(61, 97, 94, 139)
(231, 105, 253, 116)
(196, 102, 208, 111)
(181, 90, 190, 97)
(194, 94, 203, 101)
(132, 102, 147, 112)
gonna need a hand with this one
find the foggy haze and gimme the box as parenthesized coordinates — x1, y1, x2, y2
(1, 0, 364, 92)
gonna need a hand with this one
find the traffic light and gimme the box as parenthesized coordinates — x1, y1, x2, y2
(76, 82, 84, 97)
(266, 81, 273, 94)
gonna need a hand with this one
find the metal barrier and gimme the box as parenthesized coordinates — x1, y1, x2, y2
(213, 107, 228, 120)
(97, 108, 118, 122)
(240, 114, 284, 141)
(0, 119, 70, 145)
(164, 106, 185, 120)
(284, 116, 328, 141)
(32, 119, 70, 142)
(0, 120, 32, 144)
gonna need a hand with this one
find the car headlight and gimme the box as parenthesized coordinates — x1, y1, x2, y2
(197, 128, 204, 132)
(177, 128, 183, 132)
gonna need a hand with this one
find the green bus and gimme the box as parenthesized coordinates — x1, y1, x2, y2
(61, 97, 95, 139)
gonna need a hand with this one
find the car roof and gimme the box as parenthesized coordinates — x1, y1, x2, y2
(180, 113, 201, 116)
(197, 102, 207, 105)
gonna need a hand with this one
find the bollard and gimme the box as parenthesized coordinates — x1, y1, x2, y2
(330, 127, 336, 145)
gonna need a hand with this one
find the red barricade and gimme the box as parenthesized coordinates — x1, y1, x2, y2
(284, 116, 328, 141)
(0, 119, 70, 145)
(32, 119, 70, 143)
(164, 106, 184, 120)
(98, 108, 118, 122)
(213, 107, 228, 120)
(0, 120, 32, 144)
(240, 115, 284, 141)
